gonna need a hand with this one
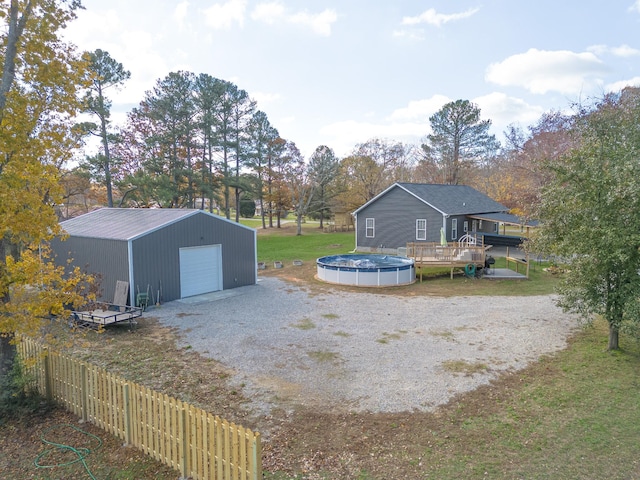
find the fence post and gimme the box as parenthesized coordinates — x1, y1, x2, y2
(253, 432, 262, 480)
(80, 364, 88, 422)
(43, 348, 53, 403)
(123, 383, 132, 445)
(179, 407, 188, 480)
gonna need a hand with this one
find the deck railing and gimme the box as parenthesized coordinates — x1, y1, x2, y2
(406, 237, 486, 265)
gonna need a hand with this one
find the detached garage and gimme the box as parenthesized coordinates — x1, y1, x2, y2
(51, 208, 257, 305)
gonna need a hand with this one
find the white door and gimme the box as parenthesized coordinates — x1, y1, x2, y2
(179, 245, 222, 298)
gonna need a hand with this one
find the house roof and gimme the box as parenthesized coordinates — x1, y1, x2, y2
(59, 208, 249, 241)
(354, 183, 508, 216)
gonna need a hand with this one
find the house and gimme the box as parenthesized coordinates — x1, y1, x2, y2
(353, 183, 529, 253)
(50, 208, 257, 305)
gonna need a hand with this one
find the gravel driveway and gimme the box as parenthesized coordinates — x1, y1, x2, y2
(152, 277, 576, 414)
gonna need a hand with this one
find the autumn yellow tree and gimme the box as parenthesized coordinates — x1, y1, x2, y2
(0, 1, 95, 383)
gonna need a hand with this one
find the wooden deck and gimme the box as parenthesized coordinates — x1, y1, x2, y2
(406, 240, 489, 280)
(406, 241, 530, 280)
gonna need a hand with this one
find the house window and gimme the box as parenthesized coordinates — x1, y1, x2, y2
(366, 218, 375, 238)
(479, 220, 483, 230)
(451, 219, 458, 240)
(416, 219, 427, 240)
(463, 221, 468, 233)
(472, 220, 478, 232)
(494, 222, 499, 233)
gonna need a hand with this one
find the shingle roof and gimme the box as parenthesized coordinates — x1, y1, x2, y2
(59, 208, 200, 241)
(396, 183, 508, 215)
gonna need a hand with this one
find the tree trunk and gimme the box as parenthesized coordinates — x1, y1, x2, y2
(0, 0, 33, 121)
(608, 323, 619, 351)
(100, 109, 113, 207)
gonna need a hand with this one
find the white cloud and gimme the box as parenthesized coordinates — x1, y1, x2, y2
(388, 95, 451, 121)
(174, 1, 189, 29)
(588, 44, 640, 57)
(251, 3, 337, 36)
(402, 7, 479, 27)
(251, 1, 286, 24)
(203, 0, 246, 30)
(611, 44, 640, 57)
(629, 0, 640, 13)
(473, 92, 545, 135)
(606, 76, 640, 92)
(485, 48, 608, 95)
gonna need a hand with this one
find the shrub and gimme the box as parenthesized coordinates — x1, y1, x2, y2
(0, 358, 49, 422)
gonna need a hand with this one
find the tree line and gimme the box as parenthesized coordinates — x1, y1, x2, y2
(70, 50, 545, 228)
(70, 51, 589, 228)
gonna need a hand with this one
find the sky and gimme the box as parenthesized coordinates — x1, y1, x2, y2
(63, 0, 640, 159)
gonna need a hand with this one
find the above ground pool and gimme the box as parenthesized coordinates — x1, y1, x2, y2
(316, 254, 415, 287)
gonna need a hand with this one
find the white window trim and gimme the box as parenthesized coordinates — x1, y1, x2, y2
(365, 218, 375, 238)
(416, 219, 427, 241)
(451, 219, 458, 240)
(463, 220, 468, 233)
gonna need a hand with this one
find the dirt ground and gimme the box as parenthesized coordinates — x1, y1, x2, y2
(1, 258, 571, 479)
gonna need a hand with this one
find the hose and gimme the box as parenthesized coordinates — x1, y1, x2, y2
(464, 263, 476, 277)
(34, 423, 102, 479)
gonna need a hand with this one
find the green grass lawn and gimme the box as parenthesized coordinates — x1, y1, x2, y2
(252, 222, 355, 263)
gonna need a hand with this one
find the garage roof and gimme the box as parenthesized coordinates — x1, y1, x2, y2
(59, 208, 201, 241)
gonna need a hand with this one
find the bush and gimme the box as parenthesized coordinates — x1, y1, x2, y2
(0, 358, 49, 422)
(239, 199, 256, 218)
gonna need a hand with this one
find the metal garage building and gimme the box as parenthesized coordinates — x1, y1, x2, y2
(51, 208, 257, 305)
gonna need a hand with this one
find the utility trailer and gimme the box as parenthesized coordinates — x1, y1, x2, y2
(70, 304, 143, 329)
(70, 280, 142, 329)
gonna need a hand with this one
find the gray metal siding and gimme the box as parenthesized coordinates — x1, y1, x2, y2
(131, 213, 256, 302)
(356, 187, 443, 250)
(50, 236, 130, 303)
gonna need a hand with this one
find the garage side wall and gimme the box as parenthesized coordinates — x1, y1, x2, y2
(50, 236, 130, 303)
(130, 213, 256, 302)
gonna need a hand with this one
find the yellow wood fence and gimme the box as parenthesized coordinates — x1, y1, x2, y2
(17, 337, 262, 480)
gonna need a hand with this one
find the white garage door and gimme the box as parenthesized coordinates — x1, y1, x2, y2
(179, 245, 222, 298)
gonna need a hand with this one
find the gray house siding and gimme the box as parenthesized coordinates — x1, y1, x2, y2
(51, 236, 130, 303)
(356, 187, 443, 250)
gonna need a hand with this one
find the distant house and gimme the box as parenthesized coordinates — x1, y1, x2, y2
(353, 183, 530, 252)
(50, 208, 257, 305)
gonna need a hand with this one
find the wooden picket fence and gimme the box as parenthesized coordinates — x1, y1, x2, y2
(17, 337, 262, 480)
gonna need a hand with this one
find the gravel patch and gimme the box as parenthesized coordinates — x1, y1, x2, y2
(151, 277, 576, 414)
